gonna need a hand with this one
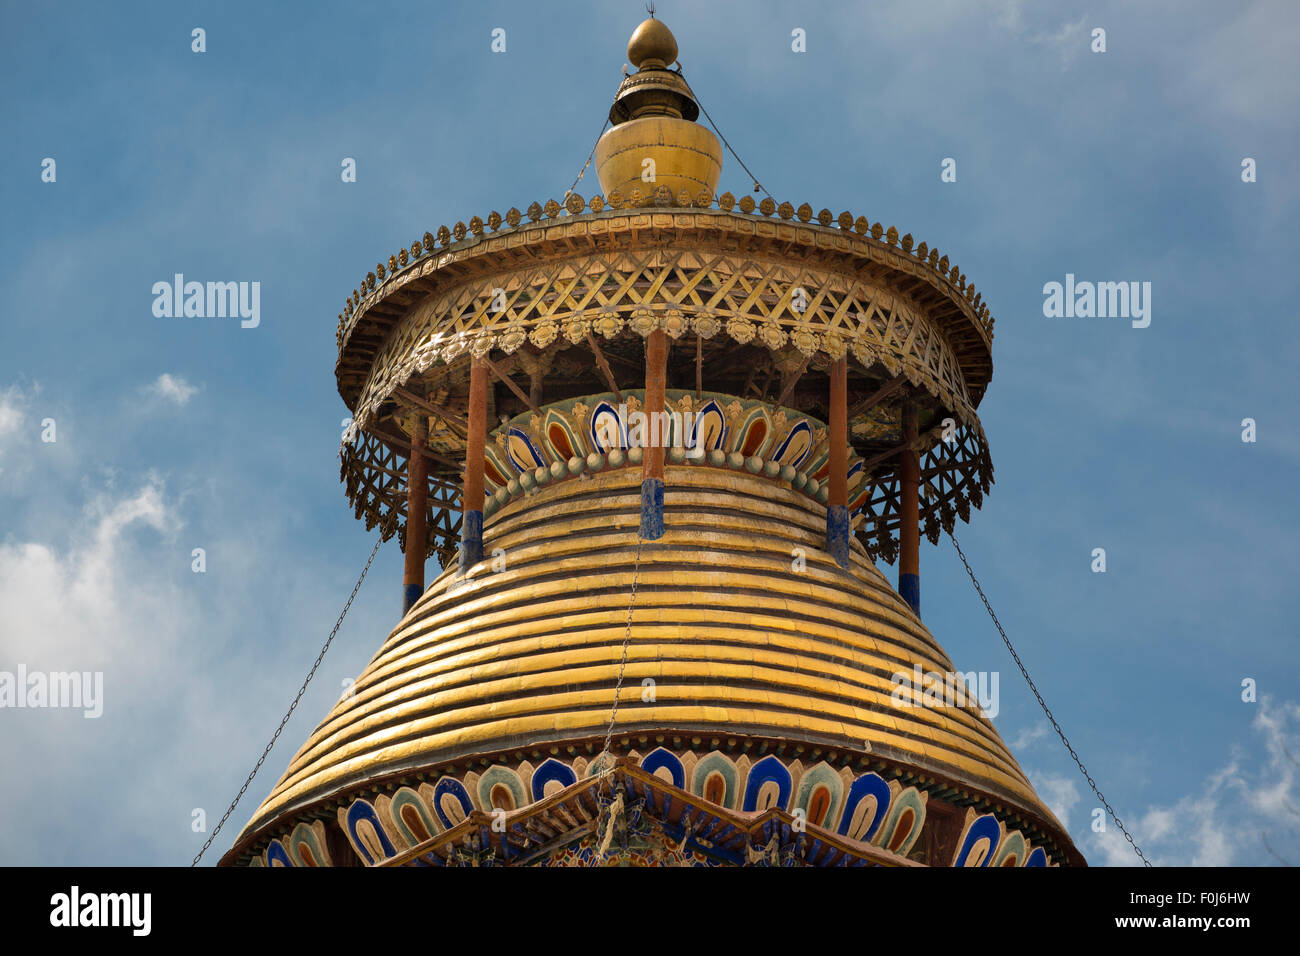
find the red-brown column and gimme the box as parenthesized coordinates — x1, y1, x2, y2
(639, 329, 667, 539)
(402, 417, 428, 614)
(826, 358, 850, 569)
(460, 356, 488, 574)
(899, 398, 921, 615)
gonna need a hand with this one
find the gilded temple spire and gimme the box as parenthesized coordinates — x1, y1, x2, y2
(596, 17, 722, 199)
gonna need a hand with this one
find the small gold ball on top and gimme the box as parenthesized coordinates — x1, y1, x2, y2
(627, 17, 678, 70)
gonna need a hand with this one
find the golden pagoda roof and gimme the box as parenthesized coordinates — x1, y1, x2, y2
(222, 16, 1084, 868)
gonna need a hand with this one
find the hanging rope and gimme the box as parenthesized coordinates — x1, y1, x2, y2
(191, 534, 385, 866)
(944, 527, 1152, 867)
(676, 64, 774, 203)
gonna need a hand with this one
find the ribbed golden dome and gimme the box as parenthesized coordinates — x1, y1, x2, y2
(233, 464, 1068, 852)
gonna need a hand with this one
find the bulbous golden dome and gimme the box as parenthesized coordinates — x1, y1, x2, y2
(628, 16, 678, 70)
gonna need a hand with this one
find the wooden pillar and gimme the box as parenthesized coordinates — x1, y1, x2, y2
(460, 356, 488, 574)
(899, 398, 921, 616)
(640, 329, 667, 540)
(402, 418, 428, 614)
(826, 358, 850, 570)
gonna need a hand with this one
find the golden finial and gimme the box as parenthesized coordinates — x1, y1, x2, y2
(628, 15, 678, 70)
(596, 15, 721, 202)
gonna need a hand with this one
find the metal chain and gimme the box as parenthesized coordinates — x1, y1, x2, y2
(568, 60, 772, 205)
(562, 80, 622, 200)
(562, 116, 609, 201)
(191, 535, 385, 866)
(588, 524, 646, 867)
(676, 65, 773, 203)
(946, 528, 1152, 867)
(598, 526, 646, 768)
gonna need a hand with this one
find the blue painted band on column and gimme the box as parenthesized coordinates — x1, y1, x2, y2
(458, 509, 483, 574)
(402, 582, 423, 616)
(826, 504, 850, 570)
(900, 573, 920, 616)
(639, 478, 664, 540)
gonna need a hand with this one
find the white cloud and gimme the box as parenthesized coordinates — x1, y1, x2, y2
(0, 451, 401, 864)
(991, 3, 1090, 66)
(1029, 770, 1082, 832)
(1030, 16, 1090, 67)
(1012, 721, 1051, 750)
(0, 479, 176, 666)
(0, 383, 42, 491)
(145, 373, 198, 406)
(1089, 696, 1300, 866)
(0, 386, 24, 439)
(0, 479, 197, 862)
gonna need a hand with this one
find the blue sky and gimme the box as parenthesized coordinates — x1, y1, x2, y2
(1, 0, 1296, 866)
